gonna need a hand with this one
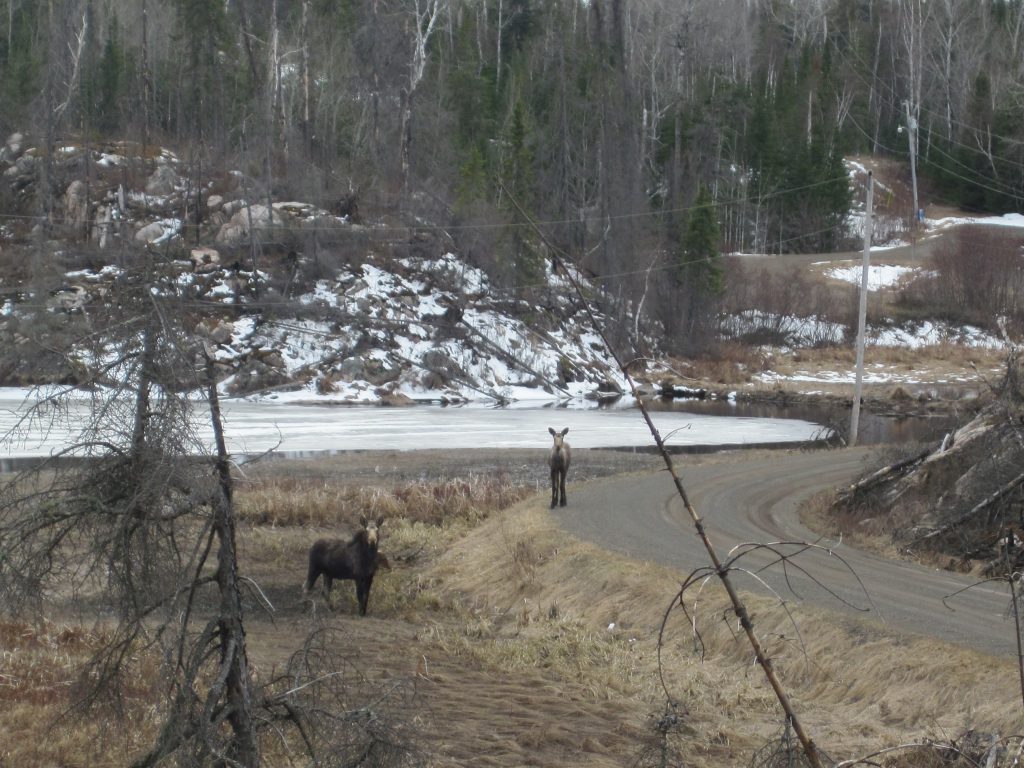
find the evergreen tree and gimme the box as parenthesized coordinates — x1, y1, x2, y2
(94, 25, 127, 134)
(500, 100, 543, 287)
(0, 2, 43, 129)
(679, 185, 723, 297)
(455, 145, 489, 214)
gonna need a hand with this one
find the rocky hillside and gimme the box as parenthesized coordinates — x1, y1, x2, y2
(0, 133, 633, 404)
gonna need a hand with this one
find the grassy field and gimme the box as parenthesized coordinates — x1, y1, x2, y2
(1, 451, 1021, 767)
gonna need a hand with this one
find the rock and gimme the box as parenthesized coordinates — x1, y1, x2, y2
(134, 221, 167, 243)
(145, 164, 178, 196)
(339, 356, 365, 381)
(64, 180, 88, 230)
(214, 204, 289, 245)
(421, 349, 466, 385)
(256, 349, 286, 369)
(196, 319, 233, 345)
(221, 199, 244, 217)
(4, 154, 34, 178)
(226, 360, 291, 395)
(1, 133, 24, 164)
(273, 201, 314, 217)
(379, 391, 413, 406)
(364, 359, 401, 386)
(190, 247, 220, 272)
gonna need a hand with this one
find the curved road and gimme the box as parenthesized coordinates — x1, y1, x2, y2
(556, 447, 1017, 657)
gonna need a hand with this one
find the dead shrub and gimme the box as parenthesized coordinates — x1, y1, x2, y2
(676, 344, 770, 385)
(723, 262, 849, 347)
(899, 227, 1024, 329)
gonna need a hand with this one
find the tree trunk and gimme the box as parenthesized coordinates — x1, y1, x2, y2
(207, 360, 260, 767)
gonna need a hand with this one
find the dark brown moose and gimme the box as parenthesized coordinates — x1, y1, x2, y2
(548, 426, 571, 508)
(303, 516, 385, 615)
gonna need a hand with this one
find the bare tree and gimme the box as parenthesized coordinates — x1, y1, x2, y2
(508, 193, 829, 768)
(924, 0, 985, 143)
(0, 256, 425, 766)
(400, 0, 448, 192)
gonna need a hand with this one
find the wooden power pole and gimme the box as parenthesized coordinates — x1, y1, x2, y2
(851, 171, 873, 446)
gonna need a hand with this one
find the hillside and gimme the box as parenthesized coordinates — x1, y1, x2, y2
(0, 134, 637, 404)
(1, 131, 1017, 415)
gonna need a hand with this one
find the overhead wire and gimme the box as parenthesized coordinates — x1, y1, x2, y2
(830, 22, 1024, 192)
(844, 109, 1024, 207)
(0, 169, 852, 234)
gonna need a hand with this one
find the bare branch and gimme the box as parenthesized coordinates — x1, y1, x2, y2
(499, 184, 828, 767)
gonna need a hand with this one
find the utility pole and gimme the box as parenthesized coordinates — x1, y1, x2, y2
(903, 100, 919, 227)
(851, 171, 873, 447)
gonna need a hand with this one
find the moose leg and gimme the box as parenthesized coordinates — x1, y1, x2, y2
(356, 576, 373, 616)
(323, 575, 334, 609)
(550, 468, 559, 508)
(303, 559, 321, 598)
(559, 470, 567, 507)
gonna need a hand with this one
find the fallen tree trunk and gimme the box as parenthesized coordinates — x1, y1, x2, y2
(840, 448, 932, 501)
(910, 470, 1024, 546)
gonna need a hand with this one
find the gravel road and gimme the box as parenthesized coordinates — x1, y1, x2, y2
(554, 446, 1019, 658)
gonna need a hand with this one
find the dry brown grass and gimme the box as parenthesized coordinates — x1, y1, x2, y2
(235, 472, 532, 528)
(667, 343, 772, 386)
(6, 458, 1023, 767)
(0, 620, 164, 766)
(768, 342, 1003, 378)
(429, 496, 1023, 765)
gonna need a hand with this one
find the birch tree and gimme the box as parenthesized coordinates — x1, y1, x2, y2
(400, 0, 448, 190)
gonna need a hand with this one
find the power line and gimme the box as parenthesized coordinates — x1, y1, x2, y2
(0, 171, 852, 235)
(845, 110, 1024, 206)
(831, 25, 1024, 178)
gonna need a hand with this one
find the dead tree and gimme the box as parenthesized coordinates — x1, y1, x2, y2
(0, 256, 425, 766)
(503, 189, 828, 768)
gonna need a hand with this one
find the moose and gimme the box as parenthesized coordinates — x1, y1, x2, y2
(303, 516, 385, 616)
(548, 427, 571, 508)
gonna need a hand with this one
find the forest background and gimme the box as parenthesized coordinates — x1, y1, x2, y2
(2, 0, 1024, 354)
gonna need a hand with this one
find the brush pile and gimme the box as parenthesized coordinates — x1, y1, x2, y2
(839, 352, 1024, 571)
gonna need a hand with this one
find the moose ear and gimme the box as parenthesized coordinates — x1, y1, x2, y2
(376, 516, 384, 527)
(548, 427, 556, 436)
(561, 428, 569, 436)
(360, 515, 368, 527)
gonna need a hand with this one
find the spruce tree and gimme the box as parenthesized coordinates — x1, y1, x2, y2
(501, 100, 543, 287)
(679, 185, 724, 297)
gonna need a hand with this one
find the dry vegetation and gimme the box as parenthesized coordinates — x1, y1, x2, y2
(4, 450, 1022, 767)
(0, 620, 164, 766)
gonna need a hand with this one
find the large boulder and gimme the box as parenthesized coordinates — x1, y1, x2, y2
(3, 154, 34, 179)
(145, 164, 178, 196)
(135, 220, 180, 244)
(226, 358, 292, 395)
(1, 132, 24, 164)
(215, 204, 289, 245)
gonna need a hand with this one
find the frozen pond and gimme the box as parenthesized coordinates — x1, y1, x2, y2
(0, 390, 825, 459)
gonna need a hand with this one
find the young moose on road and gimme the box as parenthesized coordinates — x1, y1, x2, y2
(548, 427, 571, 508)
(303, 516, 385, 616)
